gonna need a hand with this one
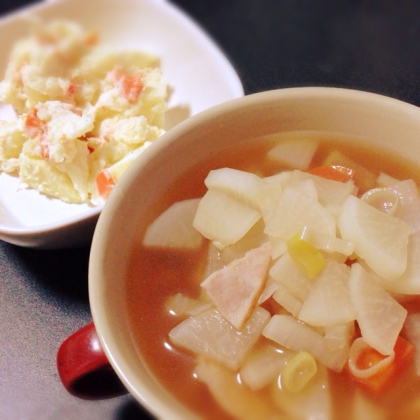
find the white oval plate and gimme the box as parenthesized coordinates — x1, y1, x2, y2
(0, 0, 243, 249)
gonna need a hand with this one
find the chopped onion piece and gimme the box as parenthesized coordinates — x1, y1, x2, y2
(392, 179, 420, 234)
(258, 277, 278, 304)
(272, 283, 303, 317)
(361, 187, 399, 215)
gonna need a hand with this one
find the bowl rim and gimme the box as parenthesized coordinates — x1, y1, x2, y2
(88, 86, 420, 419)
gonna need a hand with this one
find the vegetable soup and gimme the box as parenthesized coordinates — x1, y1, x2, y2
(127, 131, 420, 420)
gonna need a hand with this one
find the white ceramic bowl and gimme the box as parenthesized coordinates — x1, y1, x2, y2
(89, 87, 420, 419)
(0, 0, 243, 248)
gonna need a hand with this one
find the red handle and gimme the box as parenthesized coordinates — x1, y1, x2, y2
(57, 322, 127, 399)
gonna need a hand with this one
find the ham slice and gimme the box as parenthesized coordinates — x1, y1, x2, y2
(201, 243, 271, 329)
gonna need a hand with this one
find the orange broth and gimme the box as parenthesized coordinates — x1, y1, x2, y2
(126, 131, 420, 420)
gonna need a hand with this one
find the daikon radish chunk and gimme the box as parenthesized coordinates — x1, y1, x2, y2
(194, 358, 277, 420)
(263, 182, 336, 241)
(219, 218, 268, 264)
(267, 236, 288, 259)
(193, 189, 261, 248)
(258, 277, 279, 304)
(142, 198, 203, 249)
(300, 225, 354, 256)
(272, 283, 303, 317)
(269, 252, 312, 301)
(324, 322, 355, 352)
(263, 314, 350, 372)
(349, 263, 407, 355)
(361, 187, 400, 215)
(298, 260, 355, 327)
(402, 313, 420, 375)
(392, 179, 420, 234)
(169, 307, 270, 371)
(378, 232, 420, 295)
(376, 172, 399, 188)
(270, 365, 333, 420)
(240, 344, 294, 390)
(289, 170, 356, 206)
(204, 242, 224, 277)
(201, 243, 271, 329)
(204, 167, 264, 210)
(267, 138, 319, 170)
(338, 195, 410, 281)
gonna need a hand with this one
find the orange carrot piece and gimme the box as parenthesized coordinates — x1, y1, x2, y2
(346, 336, 414, 395)
(96, 169, 116, 199)
(121, 74, 143, 103)
(309, 165, 355, 183)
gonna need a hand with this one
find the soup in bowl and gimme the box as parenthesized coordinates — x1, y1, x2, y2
(88, 87, 420, 420)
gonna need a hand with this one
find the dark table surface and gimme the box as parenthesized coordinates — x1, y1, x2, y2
(1, 1, 420, 419)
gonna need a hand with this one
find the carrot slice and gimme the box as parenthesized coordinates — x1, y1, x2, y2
(309, 165, 354, 183)
(346, 335, 414, 395)
(96, 169, 116, 199)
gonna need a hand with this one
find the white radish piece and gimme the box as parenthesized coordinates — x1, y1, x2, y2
(262, 314, 348, 371)
(263, 181, 336, 241)
(269, 252, 312, 301)
(204, 167, 263, 209)
(379, 232, 420, 295)
(338, 195, 410, 281)
(193, 189, 261, 248)
(298, 260, 355, 327)
(267, 138, 318, 170)
(289, 169, 355, 206)
(201, 243, 271, 329)
(142, 198, 203, 249)
(272, 283, 303, 317)
(348, 263, 407, 355)
(169, 306, 270, 371)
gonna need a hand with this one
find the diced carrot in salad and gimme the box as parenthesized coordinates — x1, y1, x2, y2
(95, 169, 116, 199)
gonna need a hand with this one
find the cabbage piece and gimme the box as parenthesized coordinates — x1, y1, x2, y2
(201, 243, 271, 329)
(169, 306, 270, 371)
(240, 344, 294, 390)
(338, 195, 410, 281)
(204, 167, 263, 210)
(142, 198, 203, 249)
(267, 138, 318, 170)
(348, 263, 407, 355)
(193, 189, 261, 248)
(194, 358, 277, 420)
(298, 260, 355, 327)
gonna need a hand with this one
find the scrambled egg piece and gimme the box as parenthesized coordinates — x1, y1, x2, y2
(0, 19, 168, 204)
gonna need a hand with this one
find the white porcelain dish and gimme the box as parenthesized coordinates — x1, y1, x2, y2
(0, 0, 244, 249)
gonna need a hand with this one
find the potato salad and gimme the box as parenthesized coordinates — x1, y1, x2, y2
(0, 19, 168, 204)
